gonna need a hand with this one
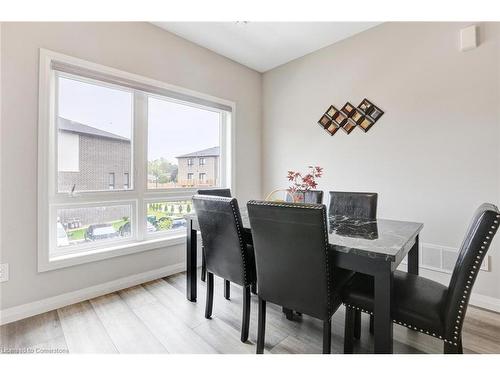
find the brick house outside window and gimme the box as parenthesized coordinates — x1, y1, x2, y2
(176, 146, 219, 187)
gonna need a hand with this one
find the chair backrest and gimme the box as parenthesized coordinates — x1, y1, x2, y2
(247, 200, 333, 320)
(328, 191, 378, 219)
(285, 190, 324, 204)
(443, 203, 500, 339)
(197, 188, 232, 197)
(192, 195, 251, 286)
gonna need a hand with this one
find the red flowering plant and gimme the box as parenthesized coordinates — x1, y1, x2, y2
(287, 166, 323, 202)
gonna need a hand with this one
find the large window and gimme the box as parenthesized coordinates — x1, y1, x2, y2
(38, 50, 233, 271)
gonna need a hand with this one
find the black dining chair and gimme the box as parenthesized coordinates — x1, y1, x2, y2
(197, 188, 232, 297)
(328, 191, 378, 219)
(247, 200, 354, 354)
(342, 203, 500, 354)
(192, 195, 256, 342)
(329, 191, 378, 337)
(283, 190, 325, 318)
(286, 190, 324, 204)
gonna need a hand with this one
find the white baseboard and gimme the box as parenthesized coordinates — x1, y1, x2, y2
(0, 262, 185, 325)
(469, 293, 500, 313)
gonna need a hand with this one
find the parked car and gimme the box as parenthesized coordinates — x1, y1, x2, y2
(171, 218, 187, 230)
(57, 222, 70, 247)
(147, 221, 157, 232)
(85, 223, 118, 241)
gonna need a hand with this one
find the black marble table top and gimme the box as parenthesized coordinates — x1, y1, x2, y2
(327, 215, 423, 261)
(185, 209, 423, 262)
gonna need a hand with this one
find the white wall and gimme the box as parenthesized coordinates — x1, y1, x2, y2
(262, 23, 500, 301)
(0, 22, 261, 312)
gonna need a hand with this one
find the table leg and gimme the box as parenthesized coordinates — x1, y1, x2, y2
(282, 307, 294, 320)
(186, 219, 197, 302)
(408, 234, 419, 275)
(373, 268, 393, 354)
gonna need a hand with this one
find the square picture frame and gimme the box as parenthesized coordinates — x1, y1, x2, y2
(359, 117, 374, 132)
(318, 114, 332, 128)
(358, 98, 374, 114)
(342, 119, 357, 134)
(368, 105, 384, 121)
(332, 111, 348, 126)
(351, 109, 365, 124)
(325, 105, 339, 119)
(326, 123, 339, 135)
(341, 102, 356, 117)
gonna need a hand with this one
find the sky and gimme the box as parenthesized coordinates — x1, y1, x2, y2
(58, 77, 220, 163)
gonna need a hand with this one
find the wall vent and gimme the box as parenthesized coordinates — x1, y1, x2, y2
(402, 243, 490, 274)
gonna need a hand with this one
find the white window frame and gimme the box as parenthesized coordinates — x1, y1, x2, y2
(38, 49, 236, 272)
(124, 172, 130, 189)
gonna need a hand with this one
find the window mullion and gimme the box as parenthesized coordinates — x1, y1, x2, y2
(135, 91, 148, 241)
(220, 111, 229, 190)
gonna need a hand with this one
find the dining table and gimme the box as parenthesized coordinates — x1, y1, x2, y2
(184, 208, 423, 354)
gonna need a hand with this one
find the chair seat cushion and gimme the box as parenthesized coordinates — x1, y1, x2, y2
(342, 270, 448, 335)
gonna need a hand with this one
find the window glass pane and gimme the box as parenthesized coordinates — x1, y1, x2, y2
(55, 205, 132, 249)
(147, 97, 221, 189)
(57, 75, 133, 193)
(146, 200, 191, 234)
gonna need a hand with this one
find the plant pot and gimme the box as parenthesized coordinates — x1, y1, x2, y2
(291, 191, 306, 203)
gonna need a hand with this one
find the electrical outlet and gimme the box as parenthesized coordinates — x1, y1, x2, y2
(480, 256, 490, 272)
(0, 264, 9, 282)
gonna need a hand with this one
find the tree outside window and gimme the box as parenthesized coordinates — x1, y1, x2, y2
(148, 157, 178, 188)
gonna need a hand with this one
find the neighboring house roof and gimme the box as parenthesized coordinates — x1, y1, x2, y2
(176, 146, 220, 158)
(58, 117, 130, 142)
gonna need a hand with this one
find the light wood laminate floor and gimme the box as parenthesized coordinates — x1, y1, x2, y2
(2, 270, 500, 354)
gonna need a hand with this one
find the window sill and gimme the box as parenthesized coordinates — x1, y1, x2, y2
(38, 232, 199, 272)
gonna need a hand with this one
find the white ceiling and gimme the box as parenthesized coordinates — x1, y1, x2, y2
(153, 22, 381, 72)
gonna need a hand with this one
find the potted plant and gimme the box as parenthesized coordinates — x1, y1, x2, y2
(287, 166, 323, 203)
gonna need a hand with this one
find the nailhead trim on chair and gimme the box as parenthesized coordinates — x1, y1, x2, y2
(344, 213, 500, 347)
(448, 215, 499, 345)
(247, 200, 325, 210)
(230, 200, 249, 285)
(321, 207, 333, 316)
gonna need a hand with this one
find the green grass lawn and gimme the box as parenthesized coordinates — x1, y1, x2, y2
(68, 227, 86, 241)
